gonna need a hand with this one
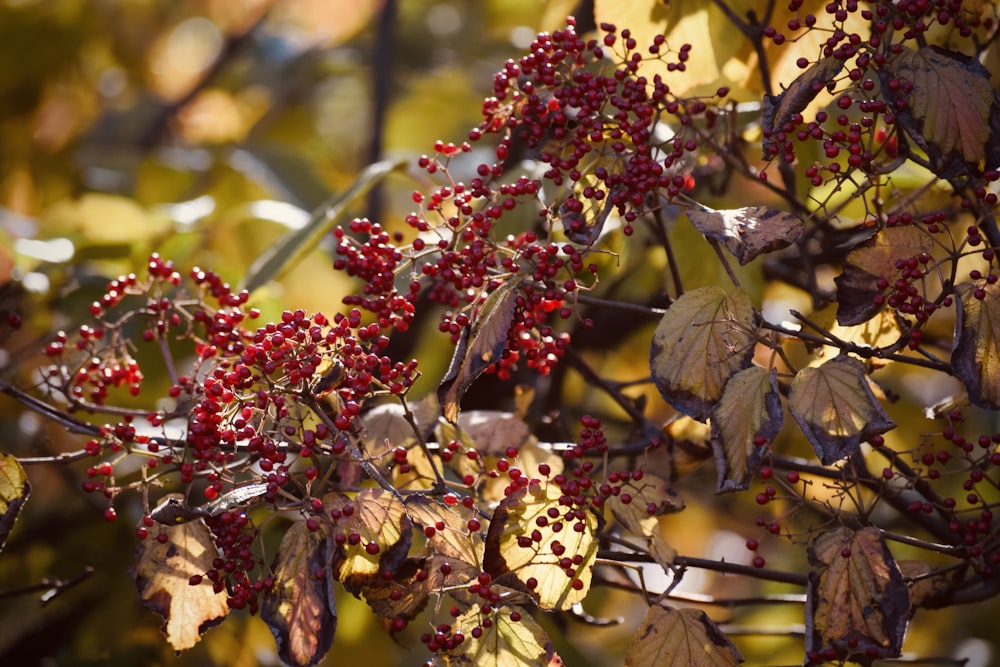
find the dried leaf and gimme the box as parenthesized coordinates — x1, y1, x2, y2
(807, 304, 906, 368)
(710, 366, 783, 492)
(897, 560, 952, 609)
(806, 526, 909, 664)
(480, 437, 565, 504)
(650, 286, 760, 421)
(325, 489, 411, 590)
(606, 472, 681, 567)
(439, 277, 527, 422)
(0, 451, 30, 553)
(624, 605, 742, 667)
(483, 482, 598, 611)
(834, 225, 934, 326)
(455, 410, 532, 456)
(686, 205, 803, 265)
(440, 604, 563, 667)
(878, 46, 995, 176)
(261, 521, 337, 667)
(951, 282, 1000, 409)
(131, 520, 229, 652)
(360, 557, 430, 621)
(405, 494, 484, 565)
(664, 416, 714, 478)
(762, 56, 844, 156)
(788, 355, 895, 464)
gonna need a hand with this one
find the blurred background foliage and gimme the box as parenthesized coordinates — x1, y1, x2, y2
(0, 0, 997, 665)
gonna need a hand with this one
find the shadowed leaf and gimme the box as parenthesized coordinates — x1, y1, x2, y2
(686, 205, 803, 265)
(650, 286, 759, 421)
(440, 604, 563, 667)
(0, 451, 30, 553)
(439, 277, 527, 422)
(762, 56, 844, 157)
(484, 481, 597, 611)
(806, 526, 909, 664)
(325, 489, 411, 590)
(360, 557, 430, 621)
(711, 366, 783, 492)
(131, 519, 229, 652)
(624, 605, 742, 666)
(878, 46, 995, 177)
(834, 225, 934, 326)
(788, 355, 895, 464)
(952, 282, 1000, 409)
(261, 521, 336, 667)
(242, 159, 406, 294)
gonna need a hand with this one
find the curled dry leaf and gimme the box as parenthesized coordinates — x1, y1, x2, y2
(834, 225, 934, 326)
(440, 604, 563, 667)
(710, 366, 783, 492)
(951, 282, 1000, 410)
(788, 354, 895, 465)
(0, 451, 30, 553)
(624, 605, 742, 667)
(686, 205, 803, 265)
(897, 560, 953, 610)
(439, 277, 527, 422)
(131, 519, 229, 652)
(649, 286, 759, 422)
(806, 526, 909, 664)
(261, 521, 336, 667)
(877, 45, 997, 177)
(484, 481, 598, 611)
(325, 489, 411, 590)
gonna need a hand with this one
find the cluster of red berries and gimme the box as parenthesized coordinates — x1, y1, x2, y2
(198, 510, 270, 613)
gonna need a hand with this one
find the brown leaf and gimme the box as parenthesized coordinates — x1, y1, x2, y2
(131, 519, 229, 652)
(326, 489, 412, 590)
(951, 282, 1000, 409)
(0, 451, 30, 553)
(897, 560, 953, 610)
(650, 286, 759, 421)
(710, 366, 783, 492)
(455, 410, 532, 456)
(483, 482, 598, 611)
(762, 56, 844, 157)
(261, 521, 337, 667)
(834, 225, 934, 326)
(686, 205, 803, 265)
(439, 277, 527, 422)
(878, 45, 995, 176)
(806, 526, 909, 664)
(440, 604, 562, 667)
(624, 605, 742, 667)
(360, 557, 430, 621)
(788, 354, 895, 464)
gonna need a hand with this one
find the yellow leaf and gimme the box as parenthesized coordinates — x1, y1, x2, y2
(326, 489, 411, 589)
(0, 451, 29, 553)
(624, 605, 742, 667)
(131, 519, 229, 652)
(952, 281, 1000, 409)
(441, 605, 562, 667)
(710, 366, 782, 492)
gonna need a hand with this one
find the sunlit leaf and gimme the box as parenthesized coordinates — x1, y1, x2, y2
(439, 277, 527, 422)
(456, 410, 532, 456)
(878, 46, 995, 176)
(606, 472, 681, 567)
(624, 605, 742, 667)
(834, 225, 934, 326)
(483, 481, 598, 611)
(242, 159, 406, 293)
(480, 437, 565, 504)
(0, 451, 29, 553)
(261, 521, 337, 667)
(762, 56, 844, 157)
(131, 519, 229, 652)
(807, 303, 906, 369)
(710, 366, 783, 492)
(806, 526, 909, 664)
(952, 282, 1000, 409)
(325, 489, 411, 590)
(686, 205, 803, 265)
(664, 416, 714, 478)
(405, 494, 483, 566)
(788, 355, 895, 464)
(650, 286, 759, 421)
(440, 604, 563, 667)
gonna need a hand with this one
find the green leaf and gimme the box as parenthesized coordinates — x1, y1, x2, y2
(649, 286, 759, 421)
(439, 276, 527, 423)
(0, 451, 30, 553)
(440, 604, 563, 667)
(686, 205, 803, 265)
(878, 46, 995, 176)
(834, 225, 934, 326)
(806, 526, 909, 665)
(624, 606, 743, 667)
(710, 366, 783, 492)
(241, 159, 406, 294)
(788, 354, 895, 465)
(483, 481, 598, 611)
(261, 521, 337, 667)
(131, 519, 229, 652)
(952, 282, 1000, 409)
